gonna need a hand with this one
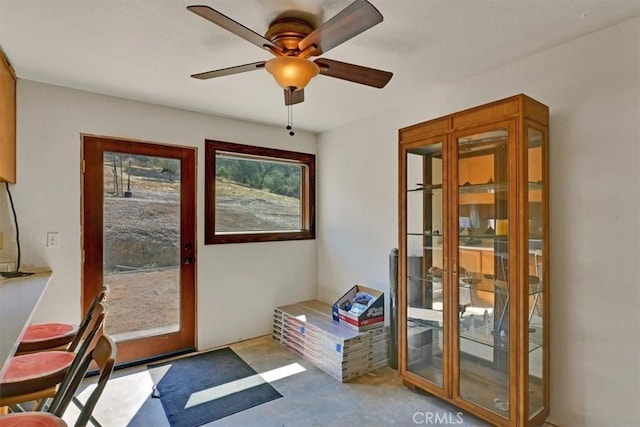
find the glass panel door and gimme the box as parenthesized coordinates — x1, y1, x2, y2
(102, 152, 181, 340)
(405, 142, 445, 387)
(456, 128, 510, 417)
(527, 126, 545, 419)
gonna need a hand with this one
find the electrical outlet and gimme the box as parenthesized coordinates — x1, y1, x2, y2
(0, 262, 15, 272)
(47, 232, 60, 248)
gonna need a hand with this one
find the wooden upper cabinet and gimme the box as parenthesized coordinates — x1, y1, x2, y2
(0, 51, 16, 183)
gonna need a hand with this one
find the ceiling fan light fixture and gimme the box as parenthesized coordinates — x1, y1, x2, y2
(265, 56, 319, 90)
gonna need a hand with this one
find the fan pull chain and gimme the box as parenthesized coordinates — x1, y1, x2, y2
(287, 103, 295, 136)
(285, 87, 295, 136)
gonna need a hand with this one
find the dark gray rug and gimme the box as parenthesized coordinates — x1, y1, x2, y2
(148, 347, 282, 427)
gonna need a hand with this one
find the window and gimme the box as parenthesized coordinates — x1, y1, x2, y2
(205, 140, 315, 244)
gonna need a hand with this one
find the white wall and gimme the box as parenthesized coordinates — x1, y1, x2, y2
(3, 14, 638, 427)
(4, 81, 317, 350)
(317, 17, 640, 427)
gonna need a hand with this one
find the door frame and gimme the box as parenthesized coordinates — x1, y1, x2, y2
(81, 134, 197, 365)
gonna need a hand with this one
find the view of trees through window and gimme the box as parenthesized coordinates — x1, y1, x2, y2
(104, 153, 181, 198)
(216, 155, 301, 198)
(215, 153, 302, 233)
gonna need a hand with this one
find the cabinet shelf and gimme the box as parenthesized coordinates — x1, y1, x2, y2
(458, 181, 543, 194)
(407, 232, 445, 237)
(457, 236, 543, 252)
(459, 182, 506, 193)
(408, 317, 444, 330)
(459, 234, 507, 241)
(459, 327, 543, 353)
(407, 274, 442, 284)
(408, 183, 443, 193)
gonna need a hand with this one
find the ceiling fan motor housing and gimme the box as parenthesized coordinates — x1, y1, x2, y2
(264, 18, 316, 53)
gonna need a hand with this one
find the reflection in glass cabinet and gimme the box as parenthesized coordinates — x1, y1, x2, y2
(398, 95, 549, 427)
(528, 126, 545, 419)
(456, 128, 511, 416)
(406, 142, 445, 388)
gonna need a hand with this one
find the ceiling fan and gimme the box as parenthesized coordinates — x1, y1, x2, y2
(187, 0, 393, 108)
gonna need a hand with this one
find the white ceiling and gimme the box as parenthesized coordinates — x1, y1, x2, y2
(1, 0, 638, 133)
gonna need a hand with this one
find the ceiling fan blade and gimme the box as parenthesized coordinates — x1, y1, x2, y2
(187, 5, 283, 54)
(284, 89, 305, 106)
(191, 61, 266, 80)
(298, 0, 383, 55)
(315, 58, 392, 88)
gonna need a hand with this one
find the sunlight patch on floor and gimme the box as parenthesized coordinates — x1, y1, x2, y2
(185, 362, 306, 409)
(63, 369, 158, 426)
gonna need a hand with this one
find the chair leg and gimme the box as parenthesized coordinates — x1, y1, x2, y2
(7, 401, 42, 413)
(71, 396, 101, 427)
(495, 295, 509, 333)
(32, 398, 49, 411)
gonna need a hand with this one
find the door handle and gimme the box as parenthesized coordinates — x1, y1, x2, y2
(184, 257, 193, 265)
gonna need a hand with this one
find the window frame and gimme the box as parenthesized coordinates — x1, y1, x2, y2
(205, 139, 316, 244)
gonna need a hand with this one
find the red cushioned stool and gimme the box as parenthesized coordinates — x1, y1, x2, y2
(17, 286, 109, 354)
(0, 411, 67, 426)
(1, 351, 74, 397)
(0, 335, 116, 427)
(0, 303, 106, 409)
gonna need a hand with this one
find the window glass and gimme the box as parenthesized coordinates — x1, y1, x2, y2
(205, 140, 315, 244)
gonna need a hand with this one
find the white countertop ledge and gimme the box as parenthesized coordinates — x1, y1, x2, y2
(0, 271, 52, 378)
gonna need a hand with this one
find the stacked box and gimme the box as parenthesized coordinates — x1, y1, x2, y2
(273, 300, 389, 382)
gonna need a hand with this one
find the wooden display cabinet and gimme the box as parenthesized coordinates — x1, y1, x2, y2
(398, 94, 549, 426)
(0, 49, 16, 183)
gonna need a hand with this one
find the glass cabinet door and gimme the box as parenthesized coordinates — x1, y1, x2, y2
(527, 126, 545, 419)
(405, 141, 446, 388)
(455, 127, 511, 418)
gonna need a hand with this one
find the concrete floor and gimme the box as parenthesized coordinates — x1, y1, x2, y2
(61, 335, 495, 427)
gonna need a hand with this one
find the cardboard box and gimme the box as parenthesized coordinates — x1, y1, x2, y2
(332, 285, 384, 331)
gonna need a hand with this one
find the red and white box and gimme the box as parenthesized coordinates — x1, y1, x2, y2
(332, 285, 384, 331)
